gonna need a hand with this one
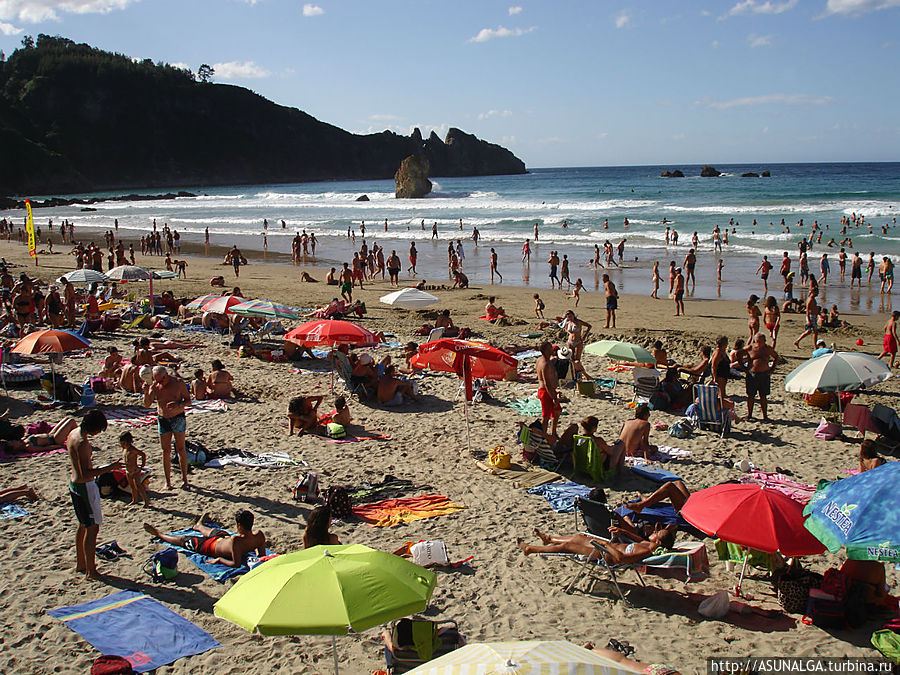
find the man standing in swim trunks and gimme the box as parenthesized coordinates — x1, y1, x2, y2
(143, 366, 191, 490)
(683, 249, 697, 292)
(673, 267, 685, 316)
(746, 334, 778, 422)
(339, 263, 353, 303)
(793, 292, 819, 348)
(878, 310, 900, 368)
(536, 341, 561, 436)
(408, 242, 417, 275)
(67, 410, 121, 579)
(548, 251, 559, 289)
(602, 274, 618, 329)
(143, 510, 266, 568)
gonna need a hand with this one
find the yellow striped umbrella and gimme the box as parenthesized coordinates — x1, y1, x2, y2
(405, 640, 635, 675)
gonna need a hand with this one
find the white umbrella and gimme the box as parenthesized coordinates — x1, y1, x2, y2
(150, 270, 178, 279)
(57, 269, 108, 284)
(784, 351, 892, 395)
(379, 287, 440, 309)
(106, 265, 152, 281)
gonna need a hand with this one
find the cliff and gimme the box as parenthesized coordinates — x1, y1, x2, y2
(0, 35, 526, 197)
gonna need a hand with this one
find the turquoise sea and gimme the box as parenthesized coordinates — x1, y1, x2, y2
(25, 162, 900, 313)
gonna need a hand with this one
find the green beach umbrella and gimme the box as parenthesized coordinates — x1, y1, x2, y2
(584, 339, 654, 364)
(214, 544, 436, 673)
(229, 298, 299, 320)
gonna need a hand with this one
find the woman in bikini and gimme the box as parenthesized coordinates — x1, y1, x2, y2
(710, 336, 730, 402)
(763, 296, 781, 347)
(650, 261, 660, 299)
(517, 524, 676, 566)
(303, 505, 341, 548)
(746, 294, 761, 342)
(561, 310, 591, 361)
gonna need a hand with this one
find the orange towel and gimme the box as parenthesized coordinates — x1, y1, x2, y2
(352, 494, 467, 528)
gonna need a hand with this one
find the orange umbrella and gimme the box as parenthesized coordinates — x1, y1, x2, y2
(11, 329, 90, 400)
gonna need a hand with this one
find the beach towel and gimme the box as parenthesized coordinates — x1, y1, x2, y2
(474, 459, 561, 488)
(506, 398, 564, 416)
(0, 445, 67, 460)
(177, 324, 216, 334)
(163, 528, 275, 582)
(48, 590, 220, 672)
(526, 481, 592, 513)
(1, 504, 29, 518)
(843, 403, 880, 436)
(615, 501, 691, 528)
(739, 471, 816, 504)
(352, 494, 467, 527)
(311, 428, 392, 443)
(105, 399, 229, 427)
(204, 451, 297, 468)
(349, 478, 425, 503)
(1, 363, 44, 382)
(637, 542, 710, 583)
(653, 445, 692, 461)
(629, 464, 683, 484)
(512, 349, 542, 361)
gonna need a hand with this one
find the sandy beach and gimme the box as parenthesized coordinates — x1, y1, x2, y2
(0, 238, 897, 674)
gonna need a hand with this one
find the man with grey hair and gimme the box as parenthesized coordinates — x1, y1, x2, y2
(143, 365, 191, 489)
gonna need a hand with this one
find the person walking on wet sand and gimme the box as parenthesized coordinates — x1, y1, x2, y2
(756, 255, 773, 294)
(651, 261, 660, 299)
(683, 249, 697, 292)
(794, 292, 819, 348)
(878, 311, 900, 368)
(490, 247, 503, 283)
(603, 274, 618, 328)
(673, 267, 685, 316)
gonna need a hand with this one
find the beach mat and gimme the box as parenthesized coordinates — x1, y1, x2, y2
(629, 464, 683, 484)
(48, 590, 220, 672)
(1, 504, 29, 518)
(165, 527, 275, 582)
(352, 494, 467, 527)
(474, 460, 560, 488)
(506, 398, 566, 416)
(312, 428, 391, 443)
(105, 399, 229, 428)
(204, 450, 298, 468)
(526, 481, 592, 513)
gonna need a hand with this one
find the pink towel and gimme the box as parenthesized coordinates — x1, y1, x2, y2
(843, 403, 880, 435)
(740, 471, 816, 504)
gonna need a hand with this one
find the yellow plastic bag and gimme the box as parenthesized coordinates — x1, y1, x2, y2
(488, 444, 511, 469)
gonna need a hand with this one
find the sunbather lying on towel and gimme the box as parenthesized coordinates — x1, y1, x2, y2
(517, 524, 676, 565)
(2, 417, 79, 453)
(144, 510, 266, 568)
(0, 484, 40, 503)
(624, 479, 691, 514)
(583, 642, 681, 675)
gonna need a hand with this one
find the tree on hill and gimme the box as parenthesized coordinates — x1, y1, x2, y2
(197, 64, 214, 83)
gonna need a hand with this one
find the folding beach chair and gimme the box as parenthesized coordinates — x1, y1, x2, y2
(251, 320, 283, 342)
(871, 403, 900, 456)
(572, 435, 610, 483)
(694, 383, 730, 437)
(573, 496, 613, 538)
(517, 423, 563, 471)
(383, 617, 465, 673)
(426, 326, 445, 343)
(631, 367, 661, 403)
(332, 349, 373, 399)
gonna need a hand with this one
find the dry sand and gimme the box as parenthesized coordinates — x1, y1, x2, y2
(0, 241, 896, 674)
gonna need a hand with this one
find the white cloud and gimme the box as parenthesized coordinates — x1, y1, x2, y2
(468, 25, 535, 42)
(0, 0, 134, 23)
(501, 135, 517, 144)
(711, 39, 720, 47)
(700, 93, 835, 109)
(747, 33, 773, 47)
(302, 3, 323, 17)
(477, 109, 512, 120)
(0, 19, 22, 32)
(823, 0, 900, 15)
(762, 126, 769, 133)
(725, 0, 798, 17)
(596, 132, 609, 140)
(369, 113, 401, 121)
(508, 5, 522, 15)
(614, 10, 631, 28)
(168, 61, 190, 71)
(212, 60, 270, 79)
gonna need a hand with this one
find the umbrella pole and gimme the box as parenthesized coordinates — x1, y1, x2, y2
(735, 550, 749, 597)
(331, 635, 340, 674)
(51, 358, 56, 401)
(463, 396, 472, 455)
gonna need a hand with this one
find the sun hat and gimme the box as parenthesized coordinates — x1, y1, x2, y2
(557, 346, 573, 360)
(358, 353, 374, 365)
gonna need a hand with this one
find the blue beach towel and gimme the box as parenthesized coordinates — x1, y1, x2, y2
(527, 481, 592, 513)
(614, 501, 691, 527)
(48, 590, 219, 672)
(165, 527, 274, 582)
(629, 464, 682, 484)
(1, 504, 29, 519)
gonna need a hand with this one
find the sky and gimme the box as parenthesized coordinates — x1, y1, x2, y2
(1, 0, 899, 168)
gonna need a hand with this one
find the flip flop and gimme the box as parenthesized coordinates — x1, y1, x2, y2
(109, 541, 131, 558)
(95, 543, 118, 561)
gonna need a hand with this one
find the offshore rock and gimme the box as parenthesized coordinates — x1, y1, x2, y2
(661, 170, 684, 177)
(700, 165, 721, 177)
(394, 155, 432, 198)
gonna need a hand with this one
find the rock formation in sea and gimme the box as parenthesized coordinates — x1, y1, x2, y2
(700, 165, 721, 177)
(661, 170, 685, 178)
(394, 155, 433, 198)
(0, 36, 526, 197)
(741, 172, 760, 178)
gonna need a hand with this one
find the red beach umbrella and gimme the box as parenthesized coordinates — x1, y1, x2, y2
(200, 295, 245, 315)
(12, 329, 90, 355)
(284, 320, 380, 348)
(681, 483, 825, 595)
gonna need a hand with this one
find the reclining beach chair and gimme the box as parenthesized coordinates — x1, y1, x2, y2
(426, 326, 445, 343)
(252, 320, 283, 342)
(332, 349, 373, 399)
(631, 367, 661, 404)
(573, 496, 613, 538)
(572, 435, 610, 483)
(517, 422, 563, 471)
(383, 617, 465, 673)
(871, 403, 900, 456)
(694, 384, 730, 438)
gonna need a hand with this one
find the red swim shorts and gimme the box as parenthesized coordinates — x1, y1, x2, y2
(537, 387, 562, 419)
(884, 334, 897, 355)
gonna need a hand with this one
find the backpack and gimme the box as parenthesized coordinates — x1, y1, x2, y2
(669, 419, 694, 439)
(292, 472, 320, 503)
(91, 656, 135, 675)
(326, 422, 346, 439)
(142, 548, 179, 583)
(323, 485, 353, 519)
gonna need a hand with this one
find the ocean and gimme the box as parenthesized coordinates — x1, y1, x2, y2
(22, 162, 900, 314)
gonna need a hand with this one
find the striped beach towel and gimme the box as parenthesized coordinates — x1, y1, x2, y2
(105, 399, 229, 428)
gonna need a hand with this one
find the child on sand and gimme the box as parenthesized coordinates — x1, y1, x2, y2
(533, 293, 545, 318)
(570, 279, 584, 307)
(320, 395, 352, 427)
(100, 346, 122, 379)
(119, 431, 149, 508)
(191, 369, 208, 400)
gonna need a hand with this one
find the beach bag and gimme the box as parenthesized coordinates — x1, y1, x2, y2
(89, 377, 111, 394)
(142, 548, 178, 583)
(698, 590, 731, 619)
(183, 440, 208, 466)
(669, 419, 693, 439)
(326, 422, 346, 439)
(91, 655, 135, 675)
(775, 570, 822, 614)
(410, 540, 450, 567)
(814, 418, 842, 441)
(820, 567, 852, 601)
(292, 472, 320, 502)
(323, 485, 353, 519)
(488, 444, 511, 469)
(804, 589, 847, 629)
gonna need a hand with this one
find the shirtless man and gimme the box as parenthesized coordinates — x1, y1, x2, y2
(490, 247, 502, 283)
(560, 310, 591, 361)
(793, 292, 819, 348)
(602, 274, 618, 329)
(144, 510, 266, 568)
(618, 404, 655, 461)
(67, 410, 121, 579)
(683, 249, 697, 292)
(536, 342, 561, 436)
(377, 365, 419, 405)
(746, 334, 778, 421)
(287, 395, 324, 435)
(673, 267, 685, 316)
(339, 263, 353, 303)
(143, 366, 191, 489)
(877, 310, 900, 368)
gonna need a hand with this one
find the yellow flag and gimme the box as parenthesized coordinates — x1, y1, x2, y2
(25, 199, 37, 260)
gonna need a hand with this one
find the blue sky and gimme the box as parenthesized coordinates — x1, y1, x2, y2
(1, 0, 899, 168)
